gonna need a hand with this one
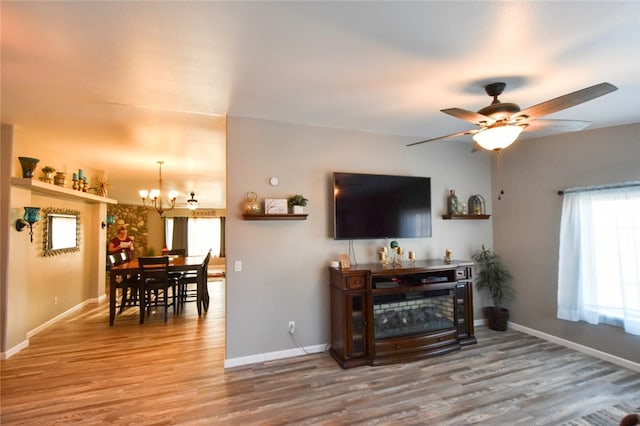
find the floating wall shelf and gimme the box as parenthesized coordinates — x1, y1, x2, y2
(442, 214, 491, 220)
(242, 213, 308, 221)
(11, 178, 118, 204)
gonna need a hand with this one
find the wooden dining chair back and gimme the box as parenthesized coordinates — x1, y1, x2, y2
(138, 256, 176, 323)
(119, 251, 134, 263)
(108, 254, 140, 314)
(177, 251, 212, 315)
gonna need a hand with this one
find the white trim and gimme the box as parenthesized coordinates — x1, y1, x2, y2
(474, 318, 486, 327)
(1, 339, 29, 360)
(224, 344, 327, 369)
(509, 322, 640, 373)
(27, 299, 94, 339)
(1, 298, 99, 359)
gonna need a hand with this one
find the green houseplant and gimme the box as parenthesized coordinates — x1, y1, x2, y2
(472, 245, 514, 331)
(287, 194, 308, 214)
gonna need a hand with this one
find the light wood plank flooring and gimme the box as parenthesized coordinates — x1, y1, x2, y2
(2, 279, 639, 425)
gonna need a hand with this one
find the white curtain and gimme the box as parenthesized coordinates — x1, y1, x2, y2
(187, 217, 221, 256)
(557, 182, 640, 336)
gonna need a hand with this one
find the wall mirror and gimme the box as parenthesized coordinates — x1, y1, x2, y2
(43, 208, 81, 256)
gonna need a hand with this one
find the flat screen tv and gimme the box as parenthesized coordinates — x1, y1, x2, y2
(333, 172, 432, 240)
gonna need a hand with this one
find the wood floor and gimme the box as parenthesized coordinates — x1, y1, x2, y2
(2, 279, 639, 425)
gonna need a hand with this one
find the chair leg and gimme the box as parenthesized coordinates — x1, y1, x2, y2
(119, 288, 127, 313)
(139, 289, 146, 324)
(203, 281, 210, 311)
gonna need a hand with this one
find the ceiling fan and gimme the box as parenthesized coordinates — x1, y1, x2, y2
(407, 81, 618, 152)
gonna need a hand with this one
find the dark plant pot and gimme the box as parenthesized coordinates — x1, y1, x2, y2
(18, 157, 40, 178)
(484, 306, 509, 331)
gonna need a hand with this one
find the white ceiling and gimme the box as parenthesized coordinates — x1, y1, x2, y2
(2, 1, 639, 208)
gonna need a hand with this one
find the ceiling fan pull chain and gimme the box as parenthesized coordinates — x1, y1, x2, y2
(496, 150, 505, 200)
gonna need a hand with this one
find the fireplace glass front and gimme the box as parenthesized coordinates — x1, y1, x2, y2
(372, 288, 455, 340)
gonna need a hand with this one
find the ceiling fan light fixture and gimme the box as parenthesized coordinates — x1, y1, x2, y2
(472, 124, 523, 151)
(187, 191, 199, 211)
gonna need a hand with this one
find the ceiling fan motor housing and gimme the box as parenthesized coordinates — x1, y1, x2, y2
(477, 82, 521, 119)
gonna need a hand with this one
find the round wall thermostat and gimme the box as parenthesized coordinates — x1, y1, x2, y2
(269, 177, 279, 186)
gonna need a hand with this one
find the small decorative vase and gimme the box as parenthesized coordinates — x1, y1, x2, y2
(54, 172, 67, 187)
(447, 189, 458, 215)
(18, 157, 39, 178)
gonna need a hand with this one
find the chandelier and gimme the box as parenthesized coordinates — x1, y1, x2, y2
(138, 161, 178, 216)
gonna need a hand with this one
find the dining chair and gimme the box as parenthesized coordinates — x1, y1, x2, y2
(107, 254, 140, 314)
(177, 251, 211, 315)
(138, 256, 177, 323)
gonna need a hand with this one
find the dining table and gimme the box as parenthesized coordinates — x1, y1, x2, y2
(109, 255, 208, 325)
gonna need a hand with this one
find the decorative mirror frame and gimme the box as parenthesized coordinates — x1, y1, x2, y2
(43, 207, 81, 257)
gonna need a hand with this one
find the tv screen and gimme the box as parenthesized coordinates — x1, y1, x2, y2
(333, 172, 432, 240)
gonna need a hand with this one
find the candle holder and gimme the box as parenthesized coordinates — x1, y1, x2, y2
(15, 206, 41, 242)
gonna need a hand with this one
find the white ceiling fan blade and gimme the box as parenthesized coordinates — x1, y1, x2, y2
(441, 108, 495, 125)
(513, 82, 617, 120)
(523, 119, 591, 135)
(407, 128, 479, 147)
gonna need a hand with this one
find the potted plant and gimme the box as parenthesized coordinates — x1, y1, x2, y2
(472, 245, 514, 331)
(41, 166, 56, 183)
(287, 194, 308, 214)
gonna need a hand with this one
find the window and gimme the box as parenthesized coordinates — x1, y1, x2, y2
(557, 182, 640, 335)
(164, 217, 223, 257)
(188, 217, 221, 256)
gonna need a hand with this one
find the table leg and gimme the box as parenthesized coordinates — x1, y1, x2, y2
(139, 282, 145, 324)
(109, 272, 117, 325)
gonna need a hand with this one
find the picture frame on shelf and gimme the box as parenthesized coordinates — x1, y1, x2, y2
(265, 198, 288, 214)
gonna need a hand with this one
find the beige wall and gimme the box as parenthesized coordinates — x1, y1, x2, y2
(1, 126, 108, 355)
(493, 122, 640, 363)
(225, 116, 494, 360)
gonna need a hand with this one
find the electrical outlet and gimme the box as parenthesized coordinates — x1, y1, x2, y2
(234, 261, 242, 272)
(53, 297, 58, 305)
(288, 321, 295, 334)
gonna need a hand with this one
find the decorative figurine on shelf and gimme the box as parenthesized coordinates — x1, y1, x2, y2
(447, 190, 458, 215)
(408, 250, 415, 265)
(378, 247, 388, 266)
(445, 248, 452, 264)
(393, 245, 404, 267)
(94, 176, 109, 197)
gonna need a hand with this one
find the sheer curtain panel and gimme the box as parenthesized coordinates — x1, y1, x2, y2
(557, 182, 640, 336)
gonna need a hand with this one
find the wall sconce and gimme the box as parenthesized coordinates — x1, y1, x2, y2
(102, 214, 115, 229)
(15, 206, 41, 242)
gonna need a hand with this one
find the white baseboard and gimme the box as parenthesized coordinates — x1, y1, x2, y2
(224, 344, 327, 369)
(508, 322, 640, 373)
(1, 298, 98, 360)
(1, 339, 29, 360)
